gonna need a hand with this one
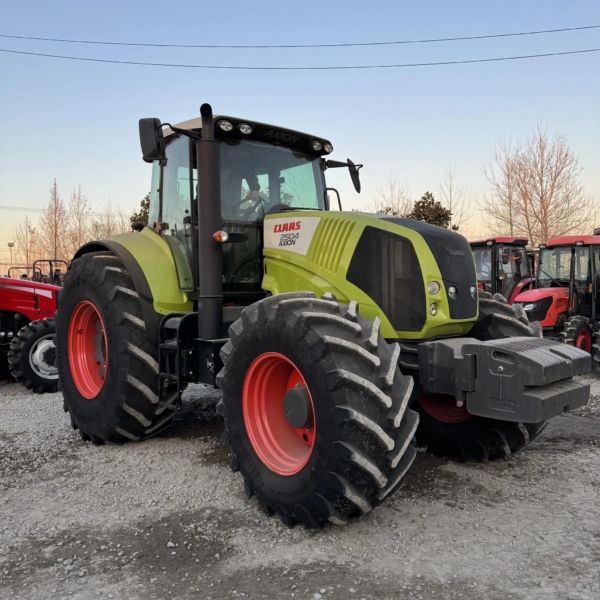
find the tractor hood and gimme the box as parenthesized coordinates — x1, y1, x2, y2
(262, 211, 477, 340)
(514, 287, 569, 303)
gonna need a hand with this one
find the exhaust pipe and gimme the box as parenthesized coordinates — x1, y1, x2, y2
(196, 103, 223, 339)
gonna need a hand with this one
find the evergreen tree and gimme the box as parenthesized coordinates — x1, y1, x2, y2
(131, 193, 150, 226)
(408, 191, 453, 229)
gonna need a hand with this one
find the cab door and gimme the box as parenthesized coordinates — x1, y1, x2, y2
(161, 136, 195, 291)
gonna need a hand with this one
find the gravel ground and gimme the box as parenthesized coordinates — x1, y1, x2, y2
(1, 376, 599, 600)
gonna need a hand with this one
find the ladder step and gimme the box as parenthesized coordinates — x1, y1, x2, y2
(159, 373, 178, 381)
(160, 342, 178, 351)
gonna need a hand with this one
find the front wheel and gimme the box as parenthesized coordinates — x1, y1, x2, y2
(8, 318, 58, 393)
(414, 292, 547, 461)
(562, 315, 593, 353)
(217, 292, 419, 529)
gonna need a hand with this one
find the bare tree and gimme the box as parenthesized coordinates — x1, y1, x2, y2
(14, 216, 39, 266)
(481, 128, 597, 246)
(38, 179, 68, 260)
(90, 200, 131, 239)
(66, 185, 91, 256)
(371, 173, 413, 217)
(438, 165, 469, 231)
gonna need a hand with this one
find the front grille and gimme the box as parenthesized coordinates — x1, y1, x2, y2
(515, 296, 553, 323)
(347, 227, 426, 332)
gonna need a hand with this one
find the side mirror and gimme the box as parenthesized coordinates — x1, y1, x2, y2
(501, 254, 510, 265)
(347, 159, 361, 194)
(139, 118, 165, 163)
(131, 222, 145, 232)
(324, 159, 363, 194)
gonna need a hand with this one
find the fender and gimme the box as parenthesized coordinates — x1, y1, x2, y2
(508, 277, 533, 304)
(72, 240, 161, 339)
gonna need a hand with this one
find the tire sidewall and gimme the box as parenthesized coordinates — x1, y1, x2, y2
(12, 320, 58, 392)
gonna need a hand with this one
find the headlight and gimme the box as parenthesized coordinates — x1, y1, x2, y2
(430, 303, 437, 316)
(238, 123, 253, 135)
(323, 143, 333, 154)
(522, 303, 540, 312)
(428, 281, 440, 295)
(218, 120, 233, 132)
(311, 140, 323, 152)
(470, 285, 476, 299)
(448, 286, 457, 300)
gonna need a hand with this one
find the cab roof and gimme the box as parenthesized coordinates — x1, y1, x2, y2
(164, 115, 333, 158)
(469, 237, 528, 246)
(544, 235, 600, 248)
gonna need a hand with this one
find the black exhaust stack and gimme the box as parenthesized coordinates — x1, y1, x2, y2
(196, 103, 223, 339)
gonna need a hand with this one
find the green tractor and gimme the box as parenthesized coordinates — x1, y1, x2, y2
(55, 104, 590, 529)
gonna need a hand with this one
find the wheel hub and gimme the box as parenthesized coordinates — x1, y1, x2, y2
(30, 336, 58, 379)
(283, 386, 313, 429)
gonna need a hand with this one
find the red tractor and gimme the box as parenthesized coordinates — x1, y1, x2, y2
(470, 237, 535, 304)
(513, 235, 600, 356)
(0, 275, 59, 392)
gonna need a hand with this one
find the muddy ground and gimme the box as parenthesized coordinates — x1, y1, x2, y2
(0, 376, 598, 600)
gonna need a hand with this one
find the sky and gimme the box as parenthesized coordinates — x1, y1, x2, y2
(0, 0, 599, 263)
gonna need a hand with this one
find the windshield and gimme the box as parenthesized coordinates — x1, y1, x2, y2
(219, 138, 326, 223)
(538, 246, 590, 289)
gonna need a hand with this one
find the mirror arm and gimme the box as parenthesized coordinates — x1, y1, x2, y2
(161, 123, 202, 141)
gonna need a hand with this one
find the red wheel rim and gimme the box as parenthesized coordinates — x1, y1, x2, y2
(418, 393, 471, 424)
(576, 328, 592, 353)
(243, 352, 315, 476)
(68, 301, 108, 399)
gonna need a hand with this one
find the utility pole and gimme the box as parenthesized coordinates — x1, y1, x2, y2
(8, 242, 14, 267)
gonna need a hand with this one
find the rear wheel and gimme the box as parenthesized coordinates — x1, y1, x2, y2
(8, 318, 58, 393)
(217, 292, 419, 529)
(415, 292, 547, 461)
(55, 252, 176, 444)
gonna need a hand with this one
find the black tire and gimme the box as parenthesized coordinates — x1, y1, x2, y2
(415, 290, 547, 461)
(473, 292, 542, 339)
(8, 318, 58, 393)
(55, 252, 176, 444)
(562, 315, 593, 353)
(217, 291, 419, 529)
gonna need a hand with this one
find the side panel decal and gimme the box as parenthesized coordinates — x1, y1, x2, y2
(264, 217, 321, 256)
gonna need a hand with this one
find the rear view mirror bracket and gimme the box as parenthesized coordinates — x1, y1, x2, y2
(323, 159, 363, 194)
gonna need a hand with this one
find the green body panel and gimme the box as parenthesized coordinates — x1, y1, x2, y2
(262, 211, 477, 340)
(109, 228, 193, 315)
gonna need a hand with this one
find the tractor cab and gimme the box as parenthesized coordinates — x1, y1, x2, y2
(514, 236, 600, 352)
(470, 237, 533, 303)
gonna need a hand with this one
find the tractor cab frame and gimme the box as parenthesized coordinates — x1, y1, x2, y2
(470, 237, 534, 304)
(514, 236, 600, 353)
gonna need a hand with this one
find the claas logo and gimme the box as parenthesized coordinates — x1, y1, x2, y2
(274, 221, 302, 233)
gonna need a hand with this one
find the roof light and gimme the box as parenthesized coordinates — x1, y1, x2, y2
(575, 240, 584, 246)
(323, 143, 333, 154)
(217, 120, 233, 132)
(486, 240, 493, 246)
(311, 140, 323, 152)
(238, 123, 253, 135)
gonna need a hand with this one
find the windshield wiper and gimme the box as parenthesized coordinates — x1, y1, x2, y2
(538, 268, 565, 288)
